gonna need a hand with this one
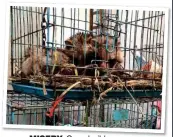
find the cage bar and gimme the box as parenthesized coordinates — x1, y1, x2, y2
(7, 6, 164, 129)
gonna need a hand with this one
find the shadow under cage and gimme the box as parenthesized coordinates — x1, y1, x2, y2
(7, 6, 164, 129)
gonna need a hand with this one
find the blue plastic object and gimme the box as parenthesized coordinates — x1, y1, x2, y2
(113, 109, 129, 121)
(11, 83, 54, 100)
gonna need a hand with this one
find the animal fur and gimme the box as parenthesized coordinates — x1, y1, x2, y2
(21, 46, 50, 77)
(91, 35, 124, 68)
(64, 32, 124, 66)
(64, 32, 96, 66)
(49, 49, 70, 65)
(63, 32, 125, 75)
(21, 32, 124, 77)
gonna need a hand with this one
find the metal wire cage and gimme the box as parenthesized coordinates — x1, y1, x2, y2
(7, 91, 161, 129)
(9, 6, 164, 97)
(7, 6, 164, 128)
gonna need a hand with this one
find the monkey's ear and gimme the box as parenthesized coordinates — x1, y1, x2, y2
(65, 39, 73, 46)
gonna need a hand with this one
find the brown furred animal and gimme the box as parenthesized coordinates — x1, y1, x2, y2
(63, 33, 124, 75)
(64, 32, 96, 66)
(91, 36, 124, 68)
(21, 46, 49, 77)
(49, 49, 70, 65)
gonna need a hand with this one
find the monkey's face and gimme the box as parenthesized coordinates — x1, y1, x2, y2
(65, 37, 96, 58)
(80, 43, 96, 54)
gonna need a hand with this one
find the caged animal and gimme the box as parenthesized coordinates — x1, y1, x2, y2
(91, 35, 124, 69)
(64, 32, 96, 65)
(64, 32, 124, 67)
(21, 46, 51, 77)
(20, 32, 124, 77)
(62, 32, 100, 76)
(49, 48, 78, 75)
(20, 45, 78, 77)
(20, 52, 73, 78)
(62, 32, 124, 76)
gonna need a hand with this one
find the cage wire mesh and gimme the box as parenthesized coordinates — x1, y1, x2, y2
(7, 6, 164, 129)
(7, 91, 161, 129)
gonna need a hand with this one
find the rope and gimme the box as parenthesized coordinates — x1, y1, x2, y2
(98, 74, 144, 117)
(43, 76, 47, 95)
(51, 51, 58, 74)
(94, 68, 101, 92)
(99, 87, 113, 100)
(113, 75, 144, 116)
(46, 81, 81, 118)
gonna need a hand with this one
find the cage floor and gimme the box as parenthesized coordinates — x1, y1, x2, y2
(9, 82, 162, 100)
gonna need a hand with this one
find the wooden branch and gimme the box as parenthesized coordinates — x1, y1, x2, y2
(89, 9, 94, 31)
